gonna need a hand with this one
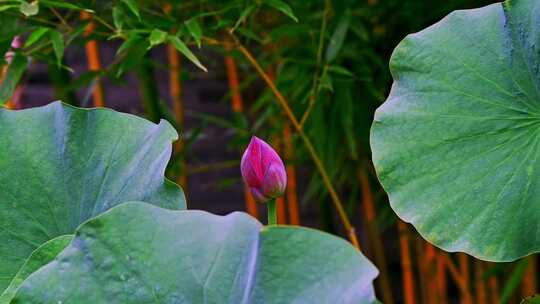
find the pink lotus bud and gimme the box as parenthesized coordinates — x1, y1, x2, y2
(241, 136, 287, 203)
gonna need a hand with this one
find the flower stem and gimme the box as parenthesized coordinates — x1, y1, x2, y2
(267, 199, 277, 225)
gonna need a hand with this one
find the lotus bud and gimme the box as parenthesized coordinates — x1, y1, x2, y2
(241, 136, 287, 203)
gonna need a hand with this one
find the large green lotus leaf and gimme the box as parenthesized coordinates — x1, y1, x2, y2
(0, 102, 185, 292)
(371, 0, 540, 261)
(0, 235, 73, 303)
(12, 202, 378, 304)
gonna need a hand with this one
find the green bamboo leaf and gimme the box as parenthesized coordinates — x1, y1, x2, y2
(49, 30, 64, 67)
(19, 1, 38, 16)
(264, 0, 298, 22)
(233, 3, 257, 31)
(12, 202, 379, 303)
(39, 0, 91, 12)
(328, 65, 355, 77)
(0, 4, 18, 13)
(325, 10, 351, 63)
(0, 102, 185, 294)
(371, 0, 540, 261)
(0, 53, 27, 104)
(115, 34, 148, 77)
(120, 0, 140, 19)
(168, 35, 207, 72)
(148, 29, 167, 47)
(116, 33, 140, 55)
(320, 71, 333, 92)
(112, 5, 125, 31)
(25, 27, 49, 48)
(185, 18, 202, 48)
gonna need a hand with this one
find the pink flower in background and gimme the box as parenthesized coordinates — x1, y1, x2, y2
(5, 36, 22, 64)
(241, 136, 287, 203)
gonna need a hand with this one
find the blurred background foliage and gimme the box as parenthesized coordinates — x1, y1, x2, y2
(0, 0, 537, 303)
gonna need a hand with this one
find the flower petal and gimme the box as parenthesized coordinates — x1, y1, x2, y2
(250, 187, 270, 203)
(261, 163, 287, 198)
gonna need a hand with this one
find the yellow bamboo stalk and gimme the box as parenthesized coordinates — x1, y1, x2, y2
(459, 253, 473, 304)
(81, 11, 105, 107)
(271, 135, 287, 225)
(167, 41, 188, 190)
(475, 261, 487, 304)
(437, 252, 448, 304)
(358, 168, 393, 304)
(223, 39, 258, 219)
(283, 123, 300, 225)
(522, 256, 537, 297)
(398, 221, 416, 304)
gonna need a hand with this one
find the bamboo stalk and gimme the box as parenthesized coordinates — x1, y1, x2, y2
(270, 135, 287, 224)
(487, 263, 500, 304)
(299, 0, 330, 127)
(164, 3, 188, 190)
(440, 254, 472, 304)
(358, 168, 393, 304)
(283, 123, 300, 225)
(223, 40, 258, 219)
(522, 256, 537, 297)
(458, 253, 473, 304)
(425, 244, 438, 303)
(224, 41, 243, 113)
(265, 63, 296, 226)
(475, 261, 487, 304)
(136, 55, 162, 122)
(81, 11, 105, 107)
(243, 188, 258, 218)
(416, 239, 429, 303)
(167, 40, 188, 190)
(398, 221, 416, 304)
(437, 252, 448, 304)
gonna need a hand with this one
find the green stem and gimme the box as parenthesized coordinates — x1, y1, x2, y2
(267, 199, 277, 225)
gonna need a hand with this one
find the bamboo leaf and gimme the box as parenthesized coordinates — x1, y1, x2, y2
(264, 0, 298, 22)
(112, 5, 125, 31)
(148, 29, 167, 47)
(185, 18, 202, 48)
(0, 53, 27, 104)
(0, 4, 18, 13)
(328, 65, 355, 77)
(232, 3, 257, 32)
(325, 10, 351, 63)
(168, 35, 207, 72)
(120, 0, 140, 19)
(25, 27, 49, 48)
(19, 1, 38, 16)
(40, 0, 91, 12)
(49, 30, 64, 67)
